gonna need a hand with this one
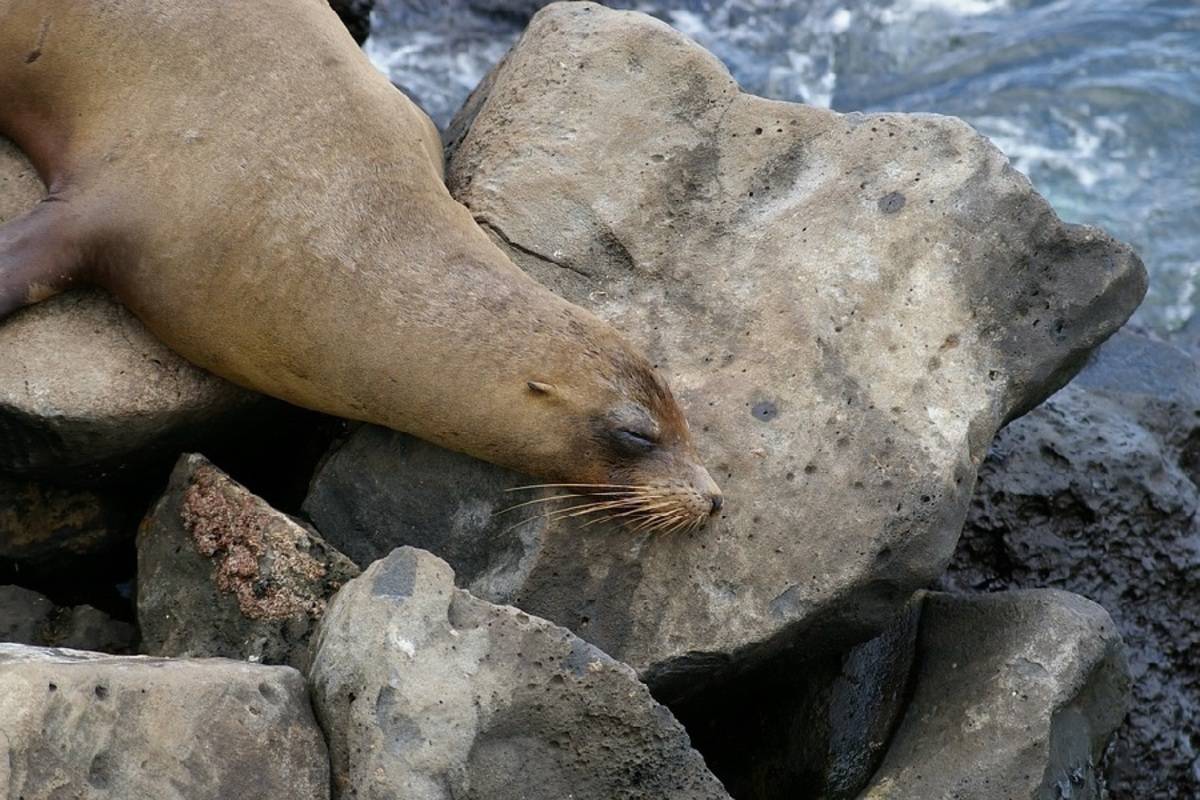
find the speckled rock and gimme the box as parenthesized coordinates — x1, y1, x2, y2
(0, 138, 257, 480)
(942, 330, 1200, 799)
(138, 454, 358, 670)
(305, 1, 1145, 704)
(0, 643, 329, 799)
(309, 546, 730, 800)
(0, 585, 136, 653)
(860, 590, 1129, 800)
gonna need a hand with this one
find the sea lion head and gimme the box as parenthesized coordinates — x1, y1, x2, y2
(521, 340, 723, 533)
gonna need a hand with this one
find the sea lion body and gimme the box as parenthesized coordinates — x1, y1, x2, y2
(0, 0, 721, 524)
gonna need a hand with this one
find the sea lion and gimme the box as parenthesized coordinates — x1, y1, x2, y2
(0, 0, 721, 529)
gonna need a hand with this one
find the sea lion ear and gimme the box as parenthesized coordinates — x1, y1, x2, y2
(527, 380, 556, 396)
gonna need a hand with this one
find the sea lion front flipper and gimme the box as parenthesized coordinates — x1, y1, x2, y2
(0, 201, 89, 320)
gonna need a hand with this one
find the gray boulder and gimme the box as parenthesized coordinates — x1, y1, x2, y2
(0, 643, 329, 799)
(308, 546, 730, 800)
(860, 590, 1129, 800)
(0, 138, 257, 479)
(0, 585, 136, 653)
(942, 330, 1200, 798)
(305, 0, 1145, 704)
(139, 453, 359, 670)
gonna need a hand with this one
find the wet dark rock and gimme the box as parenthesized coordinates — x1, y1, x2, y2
(0, 585, 136, 653)
(0, 643, 329, 799)
(942, 330, 1200, 799)
(139, 454, 359, 670)
(860, 590, 1129, 800)
(309, 546, 730, 799)
(307, 0, 1144, 709)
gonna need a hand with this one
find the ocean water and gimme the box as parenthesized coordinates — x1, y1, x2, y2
(368, 0, 1200, 343)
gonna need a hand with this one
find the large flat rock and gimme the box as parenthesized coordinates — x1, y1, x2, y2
(0, 643, 329, 799)
(860, 590, 1129, 800)
(0, 138, 257, 479)
(309, 546, 730, 800)
(304, 0, 1145, 700)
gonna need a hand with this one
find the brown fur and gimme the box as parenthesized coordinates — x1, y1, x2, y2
(0, 0, 721, 524)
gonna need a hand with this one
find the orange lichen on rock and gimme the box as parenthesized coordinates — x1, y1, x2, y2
(179, 463, 337, 621)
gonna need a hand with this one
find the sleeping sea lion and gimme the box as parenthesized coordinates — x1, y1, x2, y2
(0, 0, 721, 529)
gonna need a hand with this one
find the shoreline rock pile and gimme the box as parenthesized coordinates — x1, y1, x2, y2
(0, 2, 1161, 798)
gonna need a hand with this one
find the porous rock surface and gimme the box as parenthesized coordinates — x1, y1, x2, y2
(139, 453, 359, 670)
(0, 138, 256, 479)
(305, 1, 1146, 700)
(860, 590, 1129, 800)
(0, 585, 136, 653)
(0, 643, 329, 799)
(942, 330, 1200, 798)
(308, 546, 730, 800)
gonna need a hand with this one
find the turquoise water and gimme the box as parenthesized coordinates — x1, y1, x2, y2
(369, 0, 1200, 342)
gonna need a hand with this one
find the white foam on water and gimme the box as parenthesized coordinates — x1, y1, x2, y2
(883, 0, 1010, 23)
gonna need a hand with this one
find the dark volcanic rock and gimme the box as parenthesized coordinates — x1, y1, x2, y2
(307, 0, 1144, 706)
(942, 330, 1200, 799)
(860, 590, 1129, 800)
(0, 644, 328, 799)
(139, 454, 359, 670)
(0, 585, 136, 653)
(309, 546, 730, 800)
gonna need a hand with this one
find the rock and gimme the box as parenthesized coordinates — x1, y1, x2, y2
(0, 137, 258, 480)
(0, 643, 329, 799)
(329, 0, 374, 44)
(305, 0, 1145, 703)
(0, 473, 139, 567)
(0, 585, 136, 653)
(942, 330, 1200, 798)
(673, 601, 920, 799)
(860, 590, 1129, 799)
(0, 585, 54, 644)
(138, 453, 359, 670)
(308, 546, 730, 800)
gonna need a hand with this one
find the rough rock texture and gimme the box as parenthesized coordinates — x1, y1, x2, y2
(0, 138, 257, 479)
(0, 643, 329, 799)
(305, 1, 1145, 702)
(139, 453, 359, 670)
(328, 0, 374, 44)
(309, 547, 730, 800)
(941, 330, 1200, 799)
(673, 601, 920, 799)
(0, 473, 138, 567)
(860, 590, 1129, 800)
(0, 585, 136, 653)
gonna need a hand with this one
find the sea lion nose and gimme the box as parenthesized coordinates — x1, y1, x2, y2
(709, 494, 723, 514)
